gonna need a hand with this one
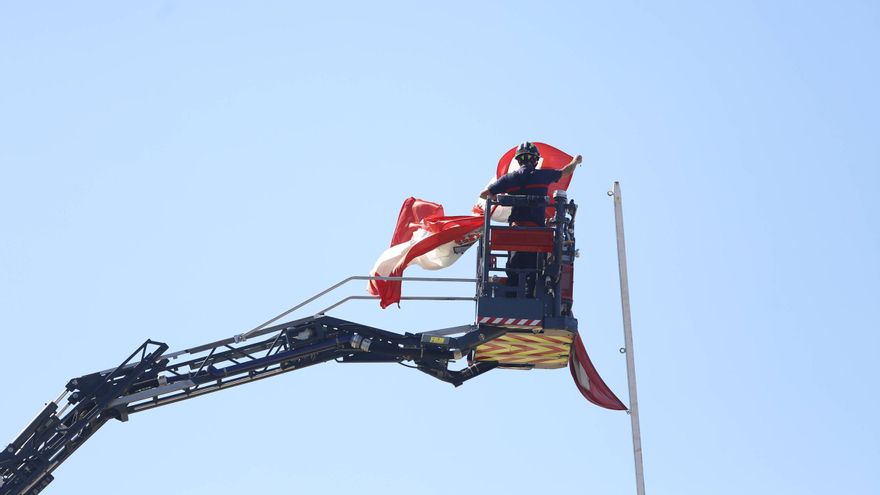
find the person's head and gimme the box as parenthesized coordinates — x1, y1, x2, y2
(514, 141, 541, 169)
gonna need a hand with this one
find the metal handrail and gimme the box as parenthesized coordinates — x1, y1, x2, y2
(235, 275, 476, 343)
(315, 295, 476, 315)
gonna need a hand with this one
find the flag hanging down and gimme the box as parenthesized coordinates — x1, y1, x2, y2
(368, 198, 483, 308)
(569, 333, 627, 410)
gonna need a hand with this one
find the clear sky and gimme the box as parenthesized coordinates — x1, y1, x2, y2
(1, 1, 878, 494)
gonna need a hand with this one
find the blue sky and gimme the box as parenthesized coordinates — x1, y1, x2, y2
(1, 2, 878, 494)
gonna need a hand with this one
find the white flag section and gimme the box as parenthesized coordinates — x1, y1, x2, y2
(368, 219, 480, 274)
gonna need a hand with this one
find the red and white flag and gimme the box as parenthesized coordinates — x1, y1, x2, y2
(569, 333, 627, 410)
(367, 198, 483, 308)
(368, 143, 577, 309)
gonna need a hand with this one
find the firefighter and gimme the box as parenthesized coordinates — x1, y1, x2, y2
(479, 142, 581, 296)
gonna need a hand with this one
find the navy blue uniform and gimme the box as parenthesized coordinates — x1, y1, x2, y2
(487, 167, 563, 226)
(487, 166, 563, 296)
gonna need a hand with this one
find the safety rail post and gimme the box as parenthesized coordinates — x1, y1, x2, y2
(481, 197, 493, 296)
(552, 191, 567, 317)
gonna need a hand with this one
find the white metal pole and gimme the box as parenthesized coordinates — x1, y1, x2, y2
(610, 181, 646, 495)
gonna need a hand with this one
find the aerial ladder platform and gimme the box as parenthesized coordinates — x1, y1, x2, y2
(0, 192, 579, 495)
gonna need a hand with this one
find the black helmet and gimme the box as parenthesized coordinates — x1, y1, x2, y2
(514, 141, 540, 167)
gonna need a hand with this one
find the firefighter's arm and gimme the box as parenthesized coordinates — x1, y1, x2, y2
(560, 155, 583, 178)
(481, 175, 508, 200)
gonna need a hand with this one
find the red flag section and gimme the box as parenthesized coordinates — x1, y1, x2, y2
(495, 142, 575, 187)
(388, 198, 446, 246)
(475, 142, 575, 220)
(569, 333, 628, 410)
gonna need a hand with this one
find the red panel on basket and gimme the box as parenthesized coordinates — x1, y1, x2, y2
(562, 263, 574, 300)
(490, 229, 554, 253)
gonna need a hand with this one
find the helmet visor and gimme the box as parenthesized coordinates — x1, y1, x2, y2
(516, 153, 539, 165)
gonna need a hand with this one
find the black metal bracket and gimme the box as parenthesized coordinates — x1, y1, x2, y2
(1, 340, 168, 495)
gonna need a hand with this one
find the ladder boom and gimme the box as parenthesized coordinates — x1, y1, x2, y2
(1, 316, 502, 495)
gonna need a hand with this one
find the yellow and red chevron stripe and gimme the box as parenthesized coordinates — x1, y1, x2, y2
(473, 332, 574, 369)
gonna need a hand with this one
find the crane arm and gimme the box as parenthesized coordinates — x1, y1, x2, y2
(1, 316, 504, 495)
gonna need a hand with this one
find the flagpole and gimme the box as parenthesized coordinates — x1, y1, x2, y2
(610, 181, 646, 495)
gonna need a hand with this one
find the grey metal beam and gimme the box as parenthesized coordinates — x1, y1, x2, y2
(611, 181, 647, 495)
